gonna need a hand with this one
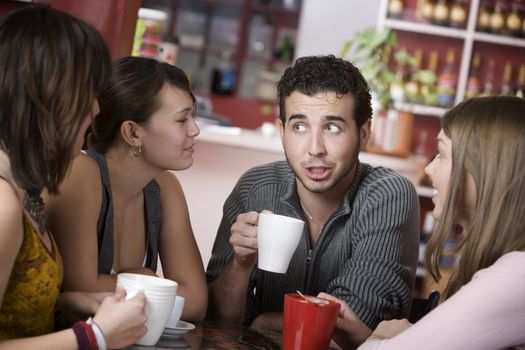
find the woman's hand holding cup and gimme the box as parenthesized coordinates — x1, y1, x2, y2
(92, 285, 148, 349)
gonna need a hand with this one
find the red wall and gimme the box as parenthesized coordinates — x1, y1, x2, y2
(209, 95, 278, 130)
(0, 0, 140, 60)
(50, 0, 140, 60)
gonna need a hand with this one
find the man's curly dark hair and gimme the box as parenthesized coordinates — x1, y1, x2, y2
(277, 55, 372, 128)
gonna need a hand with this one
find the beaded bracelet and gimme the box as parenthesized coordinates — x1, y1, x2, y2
(72, 321, 98, 350)
(87, 317, 108, 350)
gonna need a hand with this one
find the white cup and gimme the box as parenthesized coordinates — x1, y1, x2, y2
(116, 273, 177, 346)
(257, 212, 304, 273)
(165, 295, 185, 329)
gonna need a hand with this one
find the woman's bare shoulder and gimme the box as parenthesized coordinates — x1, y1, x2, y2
(0, 178, 23, 245)
(60, 152, 102, 191)
(155, 170, 183, 194)
(46, 152, 103, 210)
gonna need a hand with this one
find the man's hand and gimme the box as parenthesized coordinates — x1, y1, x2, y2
(207, 210, 269, 324)
(229, 211, 261, 268)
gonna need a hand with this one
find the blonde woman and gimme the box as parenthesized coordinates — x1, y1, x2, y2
(324, 96, 525, 350)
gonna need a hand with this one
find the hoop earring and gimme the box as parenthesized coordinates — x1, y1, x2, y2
(130, 145, 142, 160)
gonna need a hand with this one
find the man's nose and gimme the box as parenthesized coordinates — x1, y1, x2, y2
(308, 131, 326, 157)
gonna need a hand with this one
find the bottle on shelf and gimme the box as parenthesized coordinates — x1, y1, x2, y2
(420, 50, 439, 105)
(389, 47, 409, 106)
(436, 48, 458, 107)
(500, 61, 514, 95)
(420, 0, 436, 23)
(480, 59, 496, 96)
(432, 0, 451, 26)
(465, 51, 482, 99)
(157, 35, 179, 66)
(277, 36, 295, 63)
(449, 0, 468, 28)
(211, 50, 236, 95)
(477, 0, 494, 32)
(506, 0, 523, 37)
(490, 0, 508, 35)
(133, 8, 167, 59)
(404, 49, 423, 103)
(515, 64, 525, 98)
(388, 0, 405, 18)
(413, 128, 430, 161)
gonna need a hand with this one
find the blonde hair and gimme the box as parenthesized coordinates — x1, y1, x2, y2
(425, 96, 525, 298)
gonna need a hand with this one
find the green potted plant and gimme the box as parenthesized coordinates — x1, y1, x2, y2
(340, 27, 398, 110)
(340, 27, 416, 157)
(340, 27, 438, 110)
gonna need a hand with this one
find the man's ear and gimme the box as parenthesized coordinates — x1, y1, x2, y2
(278, 117, 284, 139)
(120, 120, 141, 147)
(360, 119, 372, 150)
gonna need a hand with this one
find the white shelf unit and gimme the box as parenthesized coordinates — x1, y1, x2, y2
(376, 1, 525, 279)
(396, 102, 447, 118)
(383, 17, 468, 39)
(377, 0, 525, 109)
(473, 32, 525, 48)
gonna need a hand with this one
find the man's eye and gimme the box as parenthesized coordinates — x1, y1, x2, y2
(326, 124, 341, 133)
(293, 124, 306, 132)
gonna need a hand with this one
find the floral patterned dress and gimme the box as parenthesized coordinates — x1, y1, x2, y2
(0, 214, 63, 339)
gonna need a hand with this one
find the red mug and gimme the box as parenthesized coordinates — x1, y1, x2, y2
(283, 293, 341, 350)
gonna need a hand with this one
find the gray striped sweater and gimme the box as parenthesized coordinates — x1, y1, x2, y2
(206, 160, 420, 329)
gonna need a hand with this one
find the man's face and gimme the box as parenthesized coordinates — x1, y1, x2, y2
(280, 91, 370, 195)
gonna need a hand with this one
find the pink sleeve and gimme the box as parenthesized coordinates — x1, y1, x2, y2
(358, 252, 525, 350)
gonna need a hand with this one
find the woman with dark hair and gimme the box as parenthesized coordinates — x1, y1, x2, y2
(0, 6, 146, 349)
(47, 56, 208, 321)
(323, 96, 525, 350)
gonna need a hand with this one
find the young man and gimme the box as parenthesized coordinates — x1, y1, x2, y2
(206, 55, 419, 337)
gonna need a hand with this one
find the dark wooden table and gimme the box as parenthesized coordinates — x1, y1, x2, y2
(128, 320, 282, 349)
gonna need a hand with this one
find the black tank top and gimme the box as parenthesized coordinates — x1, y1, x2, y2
(84, 150, 161, 274)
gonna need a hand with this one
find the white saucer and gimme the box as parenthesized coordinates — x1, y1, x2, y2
(162, 320, 195, 336)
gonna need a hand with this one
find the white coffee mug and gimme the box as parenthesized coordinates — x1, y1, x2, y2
(116, 273, 177, 346)
(257, 212, 304, 273)
(165, 295, 185, 329)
